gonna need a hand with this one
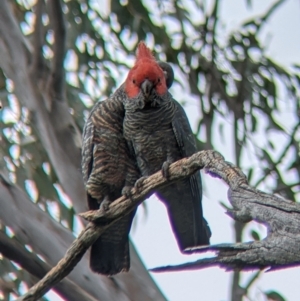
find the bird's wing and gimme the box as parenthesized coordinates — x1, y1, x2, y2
(81, 104, 99, 210)
(160, 99, 210, 250)
(81, 96, 137, 275)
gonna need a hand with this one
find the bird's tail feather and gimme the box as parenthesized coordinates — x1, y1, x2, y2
(158, 177, 210, 252)
(90, 210, 136, 275)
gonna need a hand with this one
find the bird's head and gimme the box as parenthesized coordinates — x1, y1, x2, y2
(125, 42, 168, 109)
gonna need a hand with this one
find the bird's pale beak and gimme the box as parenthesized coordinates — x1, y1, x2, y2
(141, 79, 153, 99)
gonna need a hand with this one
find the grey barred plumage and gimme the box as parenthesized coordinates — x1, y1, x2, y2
(124, 95, 179, 176)
(81, 86, 140, 275)
(123, 42, 211, 252)
(124, 92, 211, 250)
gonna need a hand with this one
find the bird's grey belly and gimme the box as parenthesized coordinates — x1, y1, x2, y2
(133, 129, 180, 176)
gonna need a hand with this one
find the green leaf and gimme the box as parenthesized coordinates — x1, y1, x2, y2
(219, 200, 231, 211)
(247, 168, 253, 182)
(251, 113, 257, 132)
(264, 78, 277, 99)
(250, 230, 260, 241)
(265, 290, 286, 301)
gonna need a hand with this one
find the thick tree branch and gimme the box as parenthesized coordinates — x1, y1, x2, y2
(0, 232, 97, 301)
(31, 0, 53, 111)
(17, 149, 300, 300)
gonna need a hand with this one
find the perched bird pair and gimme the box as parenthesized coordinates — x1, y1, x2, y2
(81, 42, 211, 276)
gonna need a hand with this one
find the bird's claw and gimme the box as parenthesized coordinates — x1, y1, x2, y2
(134, 176, 148, 192)
(122, 186, 133, 199)
(100, 198, 111, 211)
(162, 161, 171, 179)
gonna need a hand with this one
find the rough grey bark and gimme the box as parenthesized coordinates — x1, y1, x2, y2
(17, 150, 300, 300)
(0, 0, 165, 300)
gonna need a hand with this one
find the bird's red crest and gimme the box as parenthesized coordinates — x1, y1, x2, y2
(136, 42, 156, 62)
(125, 42, 167, 98)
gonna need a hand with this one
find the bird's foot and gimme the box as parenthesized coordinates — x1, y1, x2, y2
(134, 176, 148, 192)
(161, 161, 171, 179)
(122, 185, 133, 199)
(100, 196, 111, 211)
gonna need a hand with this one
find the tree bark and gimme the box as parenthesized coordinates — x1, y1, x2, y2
(16, 149, 300, 300)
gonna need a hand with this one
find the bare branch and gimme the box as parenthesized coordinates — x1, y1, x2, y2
(257, 0, 288, 31)
(14, 150, 225, 300)
(244, 271, 261, 291)
(152, 204, 300, 271)
(79, 150, 234, 223)
(0, 232, 97, 301)
(16, 149, 300, 299)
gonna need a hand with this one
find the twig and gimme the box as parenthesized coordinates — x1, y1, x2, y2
(244, 271, 261, 292)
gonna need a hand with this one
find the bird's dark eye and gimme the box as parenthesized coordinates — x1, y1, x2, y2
(133, 79, 136, 84)
(158, 78, 161, 83)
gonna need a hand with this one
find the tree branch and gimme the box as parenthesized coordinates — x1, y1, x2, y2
(0, 0, 85, 215)
(151, 186, 300, 270)
(16, 149, 300, 300)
